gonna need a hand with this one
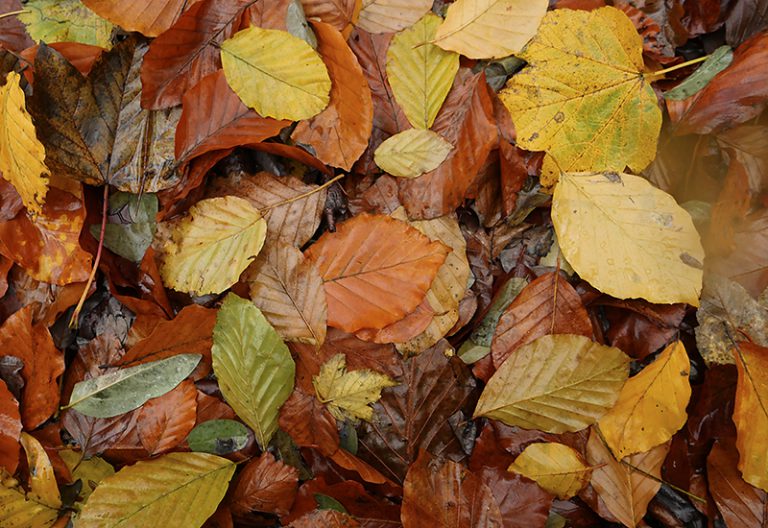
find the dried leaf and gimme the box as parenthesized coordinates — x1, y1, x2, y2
(508, 442, 591, 500)
(374, 129, 452, 178)
(357, 0, 431, 33)
(733, 342, 768, 491)
(230, 452, 298, 517)
(279, 388, 339, 456)
(301, 0, 360, 35)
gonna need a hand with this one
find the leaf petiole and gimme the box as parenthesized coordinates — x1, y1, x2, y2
(261, 173, 344, 212)
(647, 55, 711, 81)
(0, 9, 26, 20)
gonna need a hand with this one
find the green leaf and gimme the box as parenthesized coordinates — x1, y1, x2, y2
(90, 192, 157, 263)
(19, 0, 114, 48)
(186, 420, 251, 455)
(314, 493, 348, 513)
(66, 354, 201, 418)
(665, 46, 733, 101)
(212, 294, 295, 448)
(77, 453, 235, 528)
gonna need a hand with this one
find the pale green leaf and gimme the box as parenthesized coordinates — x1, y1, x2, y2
(91, 192, 157, 263)
(186, 420, 251, 455)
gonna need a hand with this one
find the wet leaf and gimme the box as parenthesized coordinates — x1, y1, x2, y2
(508, 442, 591, 500)
(664, 45, 733, 100)
(708, 440, 768, 526)
(187, 419, 250, 455)
(374, 129, 452, 178)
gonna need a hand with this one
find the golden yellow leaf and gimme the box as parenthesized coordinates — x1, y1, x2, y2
(598, 341, 691, 460)
(59, 449, 114, 505)
(357, 0, 432, 33)
(552, 172, 704, 306)
(474, 334, 629, 433)
(160, 196, 267, 296)
(18, 433, 60, 510)
(508, 442, 591, 499)
(586, 428, 669, 528)
(221, 27, 331, 121)
(433, 0, 547, 59)
(313, 353, 398, 422)
(0, 71, 49, 214)
(0, 471, 58, 528)
(374, 129, 453, 178)
(499, 7, 662, 185)
(732, 343, 768, 491)
(386, 14, 460, 129)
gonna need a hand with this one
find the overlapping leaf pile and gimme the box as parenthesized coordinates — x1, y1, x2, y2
(0, 0, 766, 526)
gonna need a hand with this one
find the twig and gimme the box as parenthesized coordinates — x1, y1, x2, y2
(261, 174, 344, 212)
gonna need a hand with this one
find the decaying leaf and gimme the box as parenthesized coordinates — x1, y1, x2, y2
(508, 442, 591, 500)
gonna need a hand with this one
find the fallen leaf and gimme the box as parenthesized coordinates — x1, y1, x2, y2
(246, 241, 327, 346)
(664, 45, 733, 101)
(212, 294, 295, 448)
(82, 0, 190, 37)
(92, 192, 157, 263)
(508, 442, 591, 500)
(708, 440, 768, 526)
(500, 7, 662, 185)
(18, 0, 114, 48)
(475, 334, 629, 433)
(230, 451, 298, 517)
(160, 196, 267, 296)
(356, 0, 431, 33)
(386, 13, 459, 130)
(732, 342, 768, 491)
(725, 0, 768, 45)
(59, 449, 114, 504)
(374, 129, 452, 178)
(0, 71, 49, 214)
(77, 453, 235, 527)
(313, 353, 397, 422)
(0, 0, 33, 52)
(301, 0, 360, 35)
(20, 42, 104, 79)
(279, 388, 339, 456)
(186, 419, 251, 455)
(289, 509, 360, 527)
(433, 0, 548, 59)
(292, 20, 373, 171)
(0, 380, 20, 474)
(137, 380, 198, 455)
(0, 471, 58, 528)
(221, 26, 331, 120)
(304, 213, 450, 332)
(354, 297, 434, 344)
(552, 171, 704, 306)
(598, 341, 691, 459)
(19, 432, 61, 509)
(401, 450, 503, 527)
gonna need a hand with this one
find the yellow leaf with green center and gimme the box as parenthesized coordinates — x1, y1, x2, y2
(160, 196, 267, 296)
(313, 354, 398, 422)
(552, 172, 704, 306)
(508, 442, 591, 499)
(0, 72, 49, 214)
(374, 129, 453, 178)
(500, 6, 662, 186)
(221, 26, 331, 121)
(19, 0, 114, 48)
(386, 13, 460, 129)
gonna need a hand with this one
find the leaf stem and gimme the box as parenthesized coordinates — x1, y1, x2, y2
(69, 185, 109, 329)
(647, 55, 711, 80)
(0, 9, 26, 20)
(261, 174, 343, 212)
(620, 459, 707, 503)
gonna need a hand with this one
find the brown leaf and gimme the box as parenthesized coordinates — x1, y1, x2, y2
(301, 0, 360, 35)
(292, 21, 373, 170)
(195, 390, 237, 425)
(491, 272, 592, 373)
(61, 409, 135, 458)
(21, 42, 103, 79)
(140, 0, 256, 109)
(82, 0, 191, 37)
(0, 379, 21, 474)
(725, 0, 768, 45)
(175, 70, 289, 164)
(0, 178, 22, 221)
(402, 450, 503, 527)
(733, 342, 768, 491)
(137, 380, 198, 455)
(399, 70, 498, 219)
(246, 241, 327, 346)
(354, 298, 434, 344)
(278, 388, 340, 456)
(709, 209, 768, 297)
(230, 451, 299, 517)
(289, 510, 360, 528)
(0, 306, 63, 428)
(304, 213, 450, 332)
(242, 0, 292, 30)
(0, 0, 32, 52)
(708, 440, 768, 526)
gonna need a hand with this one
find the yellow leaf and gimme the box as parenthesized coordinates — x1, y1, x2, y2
(221, 27, 331, 121)
(552, 172, 704, 306)
(19, 0, 114, 48)
(0, 471, 58, 528)
(160, 196, 267, 296)
(374, 129, 453, 178)
(19, 433, 61, 510)
(313, 353, 398, 422)
(59, 450, 114, 505)
(500, 7, 662, 185)
(77, 453, 235, 528)
(433, 0, 548, 59)
(386, 14, 459, 129)
(598, 341, 692, 459)
(732, 343, 768, 491)
(508, 442, 591, 499)
(0, 71, 49, 214)
(357, 0, 432, 33)
(474, 334, 629, 433)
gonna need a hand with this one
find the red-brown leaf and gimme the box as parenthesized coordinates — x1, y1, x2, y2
(0, 0, 32, 52)
(708, 440, 768, 526)
(82, 0, 192, 37)
(21, 42, 103, 81)
(289, 510, 360, 528)
(301, 0, 360, 35)
(0, 379, 21, 473)
(137, 380, 198, 455)
(279, 388, 340, 456)
(230, 452, 299, 517)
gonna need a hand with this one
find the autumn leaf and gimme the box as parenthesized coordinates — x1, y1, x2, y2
(732, 342, 768, 491)
(552, 172, 704, 306)
(160, 196, 267, 296)
(212, 294, 295, 448)
(474, 334, 629, 433)
(0, 71, 49, 214)
(708, 441, 768, 526)
(77, 453, 235, 528)
(59, 449, 114, 505)
(313, 353, 397, 422)
(386, 13, 459, 130)
(81, 0, 190, 37)
(19, 433, 61, 510)
(598, 341, 692, 459)
(301, 0, 360, 36)
(221, 26, 331, 121)
(508, 442, 591, 500)
(137, 380, 198, 455)
(356, 0, 431, 33)
(433, 0, 548, 59)
(0, 471, 59, 528)
(19, 0, 114, 48)
(229, 452, 298, 517)
(374, 129, 452, 178)
(0, 380, 20, 474)
(500, 7, 662, 185)
(186, 419, 250, 455)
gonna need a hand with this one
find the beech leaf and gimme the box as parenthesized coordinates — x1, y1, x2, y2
(374, 129, 453, 178)
(0, 473, 58, 528)
(19, 433, 61, 510)
(508, 442, 591, 500)
(732, 342, 768, 492)
(357, 0, 432, 34)
(81, 0, 189, 37)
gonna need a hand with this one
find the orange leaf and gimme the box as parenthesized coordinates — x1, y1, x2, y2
(354, 297, 434, 344)
(304, 213, 450, 332)
(20, 42, 103, 81)
(0, 306, 63, 429)
(230, 452, 299, 517)
(292, 21, 373, 170)
(0, 379, 21, 474)
(278, 388, 339, 456)
(137, 380, 198, 455)
(82, 0, 191, 37)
